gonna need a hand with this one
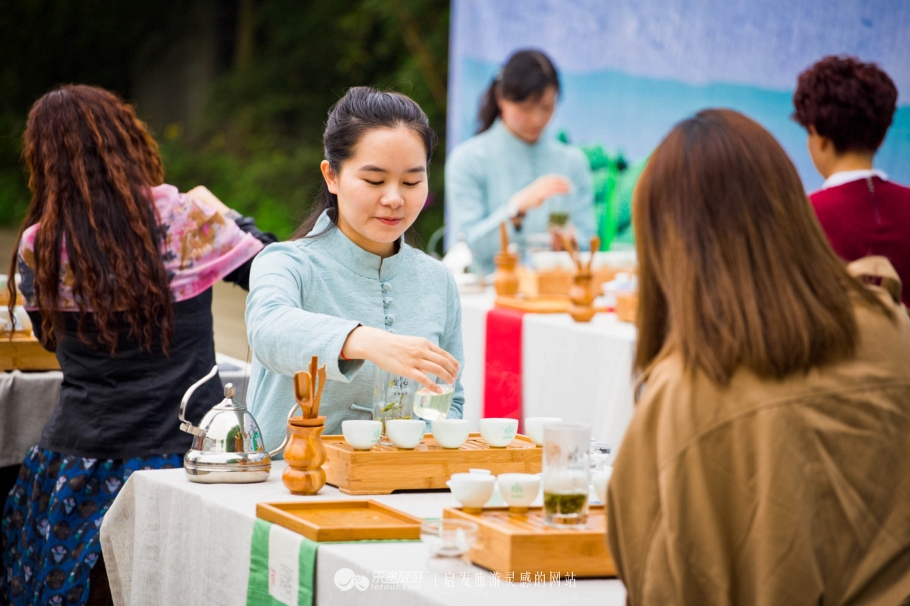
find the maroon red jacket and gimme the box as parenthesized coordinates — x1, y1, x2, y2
(810, 176, 910, 306)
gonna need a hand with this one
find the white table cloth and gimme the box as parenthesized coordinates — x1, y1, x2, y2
(100, 463, 626, 606)
(458, 290, 638, 461)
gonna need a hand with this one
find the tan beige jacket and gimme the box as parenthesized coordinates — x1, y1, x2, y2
(608, 269, 910, 605)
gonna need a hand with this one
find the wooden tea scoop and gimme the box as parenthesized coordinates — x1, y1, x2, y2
(586, 236, 601, 273)
(500, 221, 509, 254)
(293, 370, 313, 418)
(311, 365, 326, 418)
(562, 234, 583, 272)
(307, 356, 318, 418)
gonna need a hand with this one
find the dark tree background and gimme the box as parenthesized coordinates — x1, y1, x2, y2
(0, 0, 450, 244)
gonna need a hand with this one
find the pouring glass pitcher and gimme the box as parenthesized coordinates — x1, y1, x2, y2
(178, 365, 298, 483)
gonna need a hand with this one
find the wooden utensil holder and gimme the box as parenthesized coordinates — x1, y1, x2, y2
(282, 416, 327, 495)
(568, 272, 596, 322)
(493, 252, 520, 296)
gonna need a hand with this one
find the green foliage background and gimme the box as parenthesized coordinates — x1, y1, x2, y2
(0, 0, 450, 244)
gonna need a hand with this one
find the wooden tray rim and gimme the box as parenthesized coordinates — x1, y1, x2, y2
(256, 499, 423, 541)
(323, 432, 539, 454)
(494, 296, 609, 314)
(443, 505, 607, 537)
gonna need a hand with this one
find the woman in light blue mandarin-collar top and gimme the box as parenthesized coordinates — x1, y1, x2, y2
(245, 87, 464, 449)
(446, 49, 595, 270)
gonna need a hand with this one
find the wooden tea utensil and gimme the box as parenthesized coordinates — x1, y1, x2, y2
(563, 234, 599, 322)
(586, 236, 601, 273)
(561, 234, 583, 272)
(293, 370, 313, 419)
(309, 356, 318, 388)
(494, 222, 520, 296)
(312, 365, 326, 418)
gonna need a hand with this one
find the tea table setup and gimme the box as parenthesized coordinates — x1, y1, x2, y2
(100, 461, 627, 606)
(94, 349, 625, 606)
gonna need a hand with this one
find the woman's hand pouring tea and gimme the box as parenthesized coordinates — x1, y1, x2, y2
(341, 326, 459, 392)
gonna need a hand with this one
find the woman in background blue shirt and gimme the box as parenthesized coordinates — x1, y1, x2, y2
(446, 49, 595, 270)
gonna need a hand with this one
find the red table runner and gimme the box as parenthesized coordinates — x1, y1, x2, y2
(483, 306, 526, 432)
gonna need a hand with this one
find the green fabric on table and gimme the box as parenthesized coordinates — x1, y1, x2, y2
(247, 519, 318, 606)
(246, 518, 421, 606)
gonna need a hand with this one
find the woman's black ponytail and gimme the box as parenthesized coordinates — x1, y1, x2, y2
(476, 49, 560, 134)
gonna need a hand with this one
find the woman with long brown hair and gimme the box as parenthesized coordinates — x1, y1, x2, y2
(606, 109, 910, 604)
(1, 85, 274, 605)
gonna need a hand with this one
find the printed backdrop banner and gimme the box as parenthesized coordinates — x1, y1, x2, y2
(447, 0, 910, 196)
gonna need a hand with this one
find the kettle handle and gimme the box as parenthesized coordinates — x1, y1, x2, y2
(179, 365, 219, 428)
(267, 401, 303, 458)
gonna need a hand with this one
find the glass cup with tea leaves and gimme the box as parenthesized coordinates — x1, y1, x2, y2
(413, 375, 454, 422)
(372, 366, 417, 446)
(542, 423, 591, 528)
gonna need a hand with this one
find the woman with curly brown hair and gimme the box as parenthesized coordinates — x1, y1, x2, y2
(793, 55, 910, 306)
(606, 109, 910, 605)
(1, 85, 274, 605)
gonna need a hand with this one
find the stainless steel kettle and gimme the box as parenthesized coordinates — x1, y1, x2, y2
(179, 365, 291, 483)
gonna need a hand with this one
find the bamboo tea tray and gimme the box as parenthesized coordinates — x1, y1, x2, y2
(495, 295, 609, 315)
(323, 433, 541, 495)
(444, 505, 615, 578)
(256, 499, 422, 542)
(0, 334, 60, 371)
(517, 267, 572, 297)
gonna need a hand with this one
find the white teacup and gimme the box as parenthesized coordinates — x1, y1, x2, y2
(479, 418, 518, 447)
(431, 419, 470, 449)
(523, 417, 564, 446)
(497, 473, 541, 513)
(385, 419, 425, 449)
(591, 466, 614, 504)
(446, 472, 496, 512)
(341, 420, 382, 450)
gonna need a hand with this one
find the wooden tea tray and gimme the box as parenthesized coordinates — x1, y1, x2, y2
(323, 433, 541, 495)
(0, 334, 60, 371)
(495, 296, 609, 315)
(256, 499, 422, 542)
(444, 505, 616, 578)
(495, 295, 569, 314)
(517, 267, 572, 297)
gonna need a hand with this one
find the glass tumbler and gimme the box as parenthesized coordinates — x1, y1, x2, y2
(542, 423, 591, 528)
(372, 366, 417, 445)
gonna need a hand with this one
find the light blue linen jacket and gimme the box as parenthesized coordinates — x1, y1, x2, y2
(445, 119, 596, 271)
(245, 211, 465, 452)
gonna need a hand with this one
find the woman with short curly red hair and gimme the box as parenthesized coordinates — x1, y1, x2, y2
(793, 55, 910, 306)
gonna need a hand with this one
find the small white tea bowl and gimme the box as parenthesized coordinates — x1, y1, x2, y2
(341, 420, 382, 450)
(496, 473, 541, 513)
(446, 472, 496, 513)
(386, 419, 425, 449)
(479, 418, 518, 447)
(523, 417, 564, 446)
(591, 466, 614, 504)
(431, 419, 470, 449)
